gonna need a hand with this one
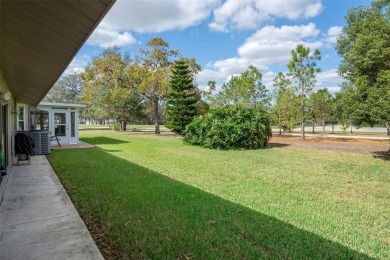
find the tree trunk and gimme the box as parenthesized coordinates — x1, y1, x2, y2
(120, 120, 127, 132)
(386, 122, 390, 136)
(278, 108, 281, 135)
(301, 106, 305, 140)
(312, 121, 314, 133)
(332, 122, 334, 134)
(349, 116, 353, 134)
(153, 98, 160, 134)
(322, 119, 325, 134)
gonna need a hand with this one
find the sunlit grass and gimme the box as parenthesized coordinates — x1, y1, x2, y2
(79, 124, 169, 131)
(48, 130, 390, 259)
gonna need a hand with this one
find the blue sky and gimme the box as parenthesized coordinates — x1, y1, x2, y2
(66, 0, 372, 93)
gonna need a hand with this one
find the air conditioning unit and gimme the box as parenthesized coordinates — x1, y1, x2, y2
(27, 131, 51, 155)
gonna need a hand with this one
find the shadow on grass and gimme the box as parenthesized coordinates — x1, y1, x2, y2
(79, 127, 110, 131)
(372, 149, 390, 161)
(268, 142, 290, 148)
(49, 147, 374, 259)
(81, 137, 128, 145)
(125, 130, 176, 134)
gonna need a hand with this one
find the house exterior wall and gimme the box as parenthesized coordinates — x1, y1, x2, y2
(0, 70, 17, 174)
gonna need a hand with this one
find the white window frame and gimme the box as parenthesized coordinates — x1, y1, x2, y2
(16, 104, 27, 131)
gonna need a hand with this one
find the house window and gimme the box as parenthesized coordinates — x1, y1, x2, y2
(17, 104, 25, 131)
(30, 110, 49, 131)
(54, 113, 66, 136)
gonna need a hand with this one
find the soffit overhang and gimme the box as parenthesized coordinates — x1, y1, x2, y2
(0, 0, 116, 106)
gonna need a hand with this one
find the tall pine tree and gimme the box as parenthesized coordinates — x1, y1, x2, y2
(166, 58, 200, 135)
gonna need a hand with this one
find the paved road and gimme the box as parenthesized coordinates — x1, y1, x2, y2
(278, 125, 388, 133)
(272, 125, 389, 139)
(275, 133, 390, 140)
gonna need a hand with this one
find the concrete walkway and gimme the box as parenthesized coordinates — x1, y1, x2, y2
(0, 156, 103, 260)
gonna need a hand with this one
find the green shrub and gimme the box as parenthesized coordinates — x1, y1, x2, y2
(110, 122, 120, 131)
(184, 107, 272, 149)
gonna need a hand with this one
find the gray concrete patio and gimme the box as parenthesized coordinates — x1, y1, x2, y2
(51, 141, 95, 150)
(0, 156, 103, 260)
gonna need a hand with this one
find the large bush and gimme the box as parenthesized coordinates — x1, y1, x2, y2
(184, 107, 272, 149)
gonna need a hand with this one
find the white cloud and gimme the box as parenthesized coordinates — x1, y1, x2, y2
(101, 0, 219, 33)
(63, 56, 91, 76)
(198, 68, 225, 83)
(262, 71, 277, 89)
(87, 27, 136, 48)
(231, 5, 267, 30)
(209, 0, 323, 32)
(325, 26, 342, 43)
(238, 22, 321, 67)
(198, 57, 268, 84)
(317, 68, 343, 86)
(245, 23, 319, 42)
(198, 23, 323, 87)
(208, 22, 228, 32)
(254, 0, 323, 20)
(198, 84, 210, 91)
(210, 0, 270, 31)
(326, 86, 341, 94)
(87, 0, 220, 48)
(213, 57, 267, 77)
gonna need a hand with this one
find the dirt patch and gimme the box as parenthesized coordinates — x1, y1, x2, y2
(269, 135, 390, 157)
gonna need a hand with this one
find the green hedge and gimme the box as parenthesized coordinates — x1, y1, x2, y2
(184, 107, 272, 149)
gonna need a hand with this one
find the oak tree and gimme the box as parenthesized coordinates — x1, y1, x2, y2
(336, 0, 390, 135)
(136, 37, 179, 134)
(44, 73, 83, 103)
(81, 48, 143, 131)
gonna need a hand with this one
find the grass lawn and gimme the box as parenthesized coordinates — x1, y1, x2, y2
(48, 130, 390, 259)
(80, 124, 387, 136)
(79, 124, 169, 131)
